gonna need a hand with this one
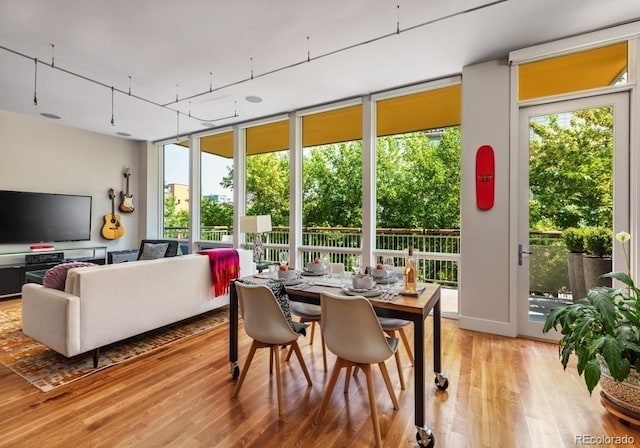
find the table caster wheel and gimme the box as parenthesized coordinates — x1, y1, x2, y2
(416, 427, 435, 448)
(435, 373, 449, 390)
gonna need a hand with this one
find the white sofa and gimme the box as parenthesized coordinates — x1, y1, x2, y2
(21, 250, 254, 365)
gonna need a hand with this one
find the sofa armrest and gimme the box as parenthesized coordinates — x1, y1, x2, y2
(21, 284, 81, 357)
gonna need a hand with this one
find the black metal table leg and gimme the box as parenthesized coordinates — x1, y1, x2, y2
(229, 282, 240, 379)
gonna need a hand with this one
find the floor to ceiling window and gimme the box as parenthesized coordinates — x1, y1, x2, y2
(301, 104, 363, 269)
(243, 119, 290, 262)
(514, 41, 629, 337)
(374, 84, 462, 315)
(199, 131, 234, 242)
(162, 142, 190, 240)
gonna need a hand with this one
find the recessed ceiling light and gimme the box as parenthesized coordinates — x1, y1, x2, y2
(245, 95, 263, 103)
(116, 132, 132, 137)
(40, 112, 61, 119)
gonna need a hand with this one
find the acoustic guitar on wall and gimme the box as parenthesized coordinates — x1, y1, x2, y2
(119, 167, 134, 213)
(101, 188, 125, 240)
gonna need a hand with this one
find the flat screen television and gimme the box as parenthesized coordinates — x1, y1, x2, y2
(0, 190, 92, 244)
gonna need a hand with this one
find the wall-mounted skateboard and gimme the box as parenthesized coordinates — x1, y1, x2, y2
(475, 145, 495, 211)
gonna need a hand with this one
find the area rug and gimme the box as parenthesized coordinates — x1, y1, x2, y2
(0, 305, 229, 392)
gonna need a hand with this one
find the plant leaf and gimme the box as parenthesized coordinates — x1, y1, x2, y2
(584, 359, 601, 395)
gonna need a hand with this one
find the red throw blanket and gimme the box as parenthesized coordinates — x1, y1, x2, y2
(198, 248, 240, 297)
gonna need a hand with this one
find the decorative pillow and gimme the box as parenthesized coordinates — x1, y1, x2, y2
(43, 261, 98, 291)
(139, 242, 169, 260)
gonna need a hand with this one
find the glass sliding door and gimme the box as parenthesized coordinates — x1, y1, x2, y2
(517, 93, 629, 338)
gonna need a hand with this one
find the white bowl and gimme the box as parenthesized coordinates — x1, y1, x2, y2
(278, 269, 297, 280)
(352, 274, 375, 290)
(306, 262, 324, 273)
(371, 267, 390, 278)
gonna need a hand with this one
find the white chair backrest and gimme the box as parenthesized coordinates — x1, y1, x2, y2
(236, 282, 298, 345)
(320, 291, 395, 364)
(329, 262, 345, 275)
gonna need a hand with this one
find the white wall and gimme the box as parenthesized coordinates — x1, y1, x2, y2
(0, 110, 144, 253)
(459, 59, 515, 336)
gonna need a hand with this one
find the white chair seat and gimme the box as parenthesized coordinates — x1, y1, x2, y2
(290, 303, 321, 319)
(377, 317, 410, 330)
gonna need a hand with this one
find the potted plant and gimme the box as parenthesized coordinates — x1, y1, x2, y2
(583, 226, 613, 290)
(543, 232, 640, 419)
(563, 227, 587, 302)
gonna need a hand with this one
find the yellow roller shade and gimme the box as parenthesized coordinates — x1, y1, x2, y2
(200, 131, 233, 158)
(377, 85, 461, 136)
(246, 120, 289, 155)
(303, 105, 363, 147)
(519, 41, 627, 101)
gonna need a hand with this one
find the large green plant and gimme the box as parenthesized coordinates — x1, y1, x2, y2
(543, 232, 640, 394)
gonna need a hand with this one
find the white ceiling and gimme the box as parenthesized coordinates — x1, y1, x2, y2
(1, 0, 639, 143)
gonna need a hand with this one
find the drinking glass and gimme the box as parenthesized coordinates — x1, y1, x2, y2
(279, 251, 289, 266)
(321, 253, 331, 279)
(351, 255, 361, 275)
(382, 256, 395, 280)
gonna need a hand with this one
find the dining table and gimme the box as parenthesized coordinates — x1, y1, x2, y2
(228, 274, 447, 447)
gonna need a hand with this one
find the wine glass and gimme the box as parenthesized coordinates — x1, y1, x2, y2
(382, 256, 395, 279)
(320, 253, 331, 279)
(351, 255, 361, 276)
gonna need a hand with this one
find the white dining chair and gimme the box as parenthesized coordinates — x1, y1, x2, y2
(315, 291, 399, 448)
(233, 282, 313, 419)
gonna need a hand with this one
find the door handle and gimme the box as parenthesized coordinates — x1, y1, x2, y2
(518, 244, 531, 266)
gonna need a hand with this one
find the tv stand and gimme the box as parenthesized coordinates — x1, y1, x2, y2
(0, 246, 107, 298)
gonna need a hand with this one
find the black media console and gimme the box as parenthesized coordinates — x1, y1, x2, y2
(0, 246, 107, 298)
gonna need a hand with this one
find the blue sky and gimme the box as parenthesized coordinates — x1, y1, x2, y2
(164, 144, 232, 196)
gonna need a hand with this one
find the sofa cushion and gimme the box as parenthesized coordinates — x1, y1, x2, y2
(138, 242, 169, 260)
(43, 261, 99, 291)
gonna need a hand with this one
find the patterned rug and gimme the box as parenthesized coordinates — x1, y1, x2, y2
(0, 305, 229, 392)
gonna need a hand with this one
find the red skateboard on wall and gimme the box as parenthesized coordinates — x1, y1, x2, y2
(475, 145, 495, 210)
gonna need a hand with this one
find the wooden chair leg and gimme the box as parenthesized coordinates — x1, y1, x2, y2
(378, 361, 399, 410)
(270, 347, 274, 374)
(273, 345, 285, 419)
(362, 364, 383, 448)
(344, 365, 352, 393)
(290, 340, 313, 386)
(315, 358, 344, 424)
(233, 340, 258, 398)
(320, 327, 328, 372)
(309, 319, 316, 344)
(285, 344, 294, 362)
(399, 327, 414, 366)
(393, 344, 405, 390)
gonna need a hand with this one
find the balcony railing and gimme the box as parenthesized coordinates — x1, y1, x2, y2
(164, 226, 565, 294)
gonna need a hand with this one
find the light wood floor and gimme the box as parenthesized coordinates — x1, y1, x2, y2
(1, 297, 639, 448)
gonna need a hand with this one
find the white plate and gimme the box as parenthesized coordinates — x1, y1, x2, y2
(342, 286, 383, 297)
(283, 278, 304, 286)
(274, 277, 304, 286)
